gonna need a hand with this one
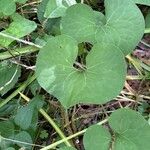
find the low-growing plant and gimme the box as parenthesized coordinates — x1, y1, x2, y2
(0, 0, 150, 149)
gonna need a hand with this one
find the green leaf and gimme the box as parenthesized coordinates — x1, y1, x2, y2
(0, 14, 37, 47)
(14, 0, 28, 4)
(109, 109, 150, 150)
(61, 1, 145, 55)
(14, 131, 32, 149)
(0, 61, 21, 96)
(83, 109, 150, 150)
(36, 35, 126, 108)
(59, 146, 77, 150)
(6, 148, 15, 150)
(40, 130, 49, 139)
(0, 0, 16, 16)
(14, 96, 43, 129)
(133, 0, 150, 6)
(14, 104, 34, 130)
(61, 4, 98, 43)
(37, 0, 49, 23)
(0, 121, 14, 137)
(44, 0, 67, 18)
(29, 80, 41, 95)
(37, 0, 61, 35)
(0, 137, 12, 150)
(0, 100, 19, 117)
(83, 125, 111, 150)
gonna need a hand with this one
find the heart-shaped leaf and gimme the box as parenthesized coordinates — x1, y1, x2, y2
(36, 35, 126, 108)
(83, 108, 150, 150)
(84, 125, 111, 150)
(61, 0, 145, 55)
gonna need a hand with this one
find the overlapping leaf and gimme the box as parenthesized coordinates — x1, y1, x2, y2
(0, 121, 14, 137)
(14, 96, 43, 129)
(14, 131, 32, 149)
(61, 0, 145, 55)
(84, 125, 111, 150)
(44, 0, 67, 18)
(36, 35, 126, 108)
(37, 0, 61, 35)
(0, 0, 27, 16)
(0, 0, 16, 16)
(83, 109, 150, 150)
(0, 14, 37, 47)
(0, 61, 21, 96)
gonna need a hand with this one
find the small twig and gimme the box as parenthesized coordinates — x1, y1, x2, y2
(10, 59, 36, 70)
(0, 32, 42, 48)
(140, 40, 150, 48)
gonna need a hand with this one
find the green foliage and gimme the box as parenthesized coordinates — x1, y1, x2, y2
(84, 125, 111, 150)
(0, 0, 28, 16)
(37, 0, 61, 35)
(5, 148, 15, 150)
(14, 96, 43, 129)
(61, 1, 145, 55)
(14, 0, 28, 3)
(0, 121, 14, 137)
(0, 61, 21, 96)
(0, 101, 19, 117)
(83, 108, 150, 150)
(40, 130, 49, 139)
(14, 131, 32, 149)
(0, 0, 150, 149)
(0, 0, 16, 16)
(36, 35, 126, 108)
(0, 14, 37, 47)
(44, 0, 67, 18)
(59, 146, 77, 150)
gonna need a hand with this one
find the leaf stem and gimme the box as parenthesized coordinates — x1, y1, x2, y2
(0, 46, 39, 60)
(39, 109, 72, 147)
(0, 32, 42, 48)
(40, 119, 108, 150)
(0, 74, 36, 108)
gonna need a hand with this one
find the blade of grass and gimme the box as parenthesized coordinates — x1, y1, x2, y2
(0, 46, 39, 60)
(0, 74, 36, 108)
